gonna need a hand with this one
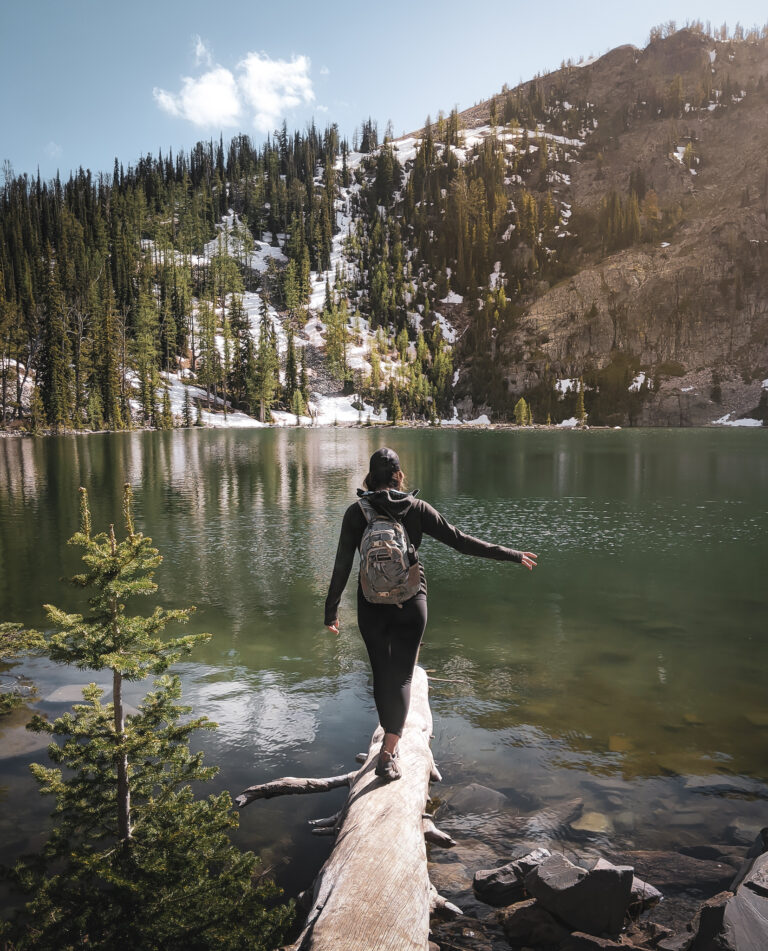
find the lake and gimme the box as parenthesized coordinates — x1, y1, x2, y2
(1, 427, 767, 907)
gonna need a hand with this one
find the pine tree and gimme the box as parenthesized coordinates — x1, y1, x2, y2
(291, 388, 306, 423)
(283, 259, 300, 318)
(1, 487, 293, 950)
(227, 293, 251, 407)
(396, 327, 409, 362)
(196, 297, 219, 410)
(576, 378, 587, 425)
(38, 249, 73, 432)
(133, 287, 161, 425)
(95, 279, 123, 429)
(182, 387, 193, 428)
(255, 292, 278, 422)
(221, 315, 232, 418)
(390, 389, 402, 424)
(159, 387, 173, 429)
(514, 396, 529, 425)
(369, 347, 381, 392)
(284, 329, 297, 405)
(87, 390, 104, 430)
(299, 346, 310, 407)
(324, 300, 349, 384)
(30, 385, 47, 434)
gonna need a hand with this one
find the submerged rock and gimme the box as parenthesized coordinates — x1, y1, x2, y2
(445, 782, 509, 813)
(683, 774, 768, 798)
(44, 682, 111, 702)
(610, 849, 734, 896)
(524, 853, 633, 937)
(0, 723, 51, 759)
(569, 810, 614, 837)
(607, 734, 634, 753)
(726, 818, 768, 848)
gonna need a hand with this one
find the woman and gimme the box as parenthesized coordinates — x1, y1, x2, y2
(324, 447, 537, 781)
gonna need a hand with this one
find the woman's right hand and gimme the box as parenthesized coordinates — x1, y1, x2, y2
(325, 620, 340, 635)
(521, 552, 538, 570)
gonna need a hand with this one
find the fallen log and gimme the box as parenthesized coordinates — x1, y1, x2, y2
(237, 666, 459, 951)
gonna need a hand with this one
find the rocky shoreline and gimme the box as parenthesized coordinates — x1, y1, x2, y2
(1, 419, 766, 439)
(426, 786, 767, 951)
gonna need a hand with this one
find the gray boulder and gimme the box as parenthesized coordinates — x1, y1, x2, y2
(730, 827, 768, 891)
(472, 847, 551, 906)
(688, 890, 733, 950)
(685, 851, 768, 951)
(592, 858, 662, 911)
(497, 897, 571, 948)
(524, 853, 633, 937)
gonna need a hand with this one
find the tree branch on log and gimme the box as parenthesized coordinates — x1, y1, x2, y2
(235, 772, 356, 808)
(429, 885, 464, 920)
(307, 812, 342, 829)
(423, 815, 456, 848)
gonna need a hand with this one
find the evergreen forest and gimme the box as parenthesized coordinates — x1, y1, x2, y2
(3, 20, 768, 432)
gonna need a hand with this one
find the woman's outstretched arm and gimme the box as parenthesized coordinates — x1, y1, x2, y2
(324, 504, 365, 630)
(418, 500, 537, 569)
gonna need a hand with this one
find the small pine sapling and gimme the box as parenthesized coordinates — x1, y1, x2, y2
(2, 486, 292, 950)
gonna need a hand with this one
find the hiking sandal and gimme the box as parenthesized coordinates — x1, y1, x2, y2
(375, 747, 402, 781)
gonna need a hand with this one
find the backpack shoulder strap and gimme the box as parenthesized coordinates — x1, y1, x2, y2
(358, 498, 377, 524)
(358, 498, 398, 525)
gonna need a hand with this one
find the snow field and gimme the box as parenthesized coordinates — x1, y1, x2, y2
(712, 413, 763, 427)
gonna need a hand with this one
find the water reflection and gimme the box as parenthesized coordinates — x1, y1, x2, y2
(1, 427, 767, 894)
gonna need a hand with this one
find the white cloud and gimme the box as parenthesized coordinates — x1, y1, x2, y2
(316, 104, 329, 113)
(238, 52, 314, 132)
(193, 35, 213, 67)
(319, 65, 330, 76)
(45, 141, 63, 158)
(154, 49, 315, 133)
(153, 67, 242, 127)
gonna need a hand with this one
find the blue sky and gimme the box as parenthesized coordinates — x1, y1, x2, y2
(2, 0, 767, 180)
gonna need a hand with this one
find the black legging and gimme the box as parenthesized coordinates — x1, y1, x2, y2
(357, 587, 428, 737)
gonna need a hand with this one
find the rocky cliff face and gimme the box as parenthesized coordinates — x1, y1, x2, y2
(454, 29, 768, 425)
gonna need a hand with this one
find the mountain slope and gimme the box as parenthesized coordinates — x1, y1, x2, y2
(438, 28, 768, 424)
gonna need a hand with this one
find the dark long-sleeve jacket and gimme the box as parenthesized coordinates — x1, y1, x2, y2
(324, 488, 523, 625)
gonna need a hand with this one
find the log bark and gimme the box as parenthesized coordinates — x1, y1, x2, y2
(239, 666, 457, 951)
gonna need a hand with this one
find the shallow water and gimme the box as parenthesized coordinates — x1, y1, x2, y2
(1, 427, 767, 903)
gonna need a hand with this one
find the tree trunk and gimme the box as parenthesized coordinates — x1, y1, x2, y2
(113, 667, 131, 842)
(238, 667, 460, 951)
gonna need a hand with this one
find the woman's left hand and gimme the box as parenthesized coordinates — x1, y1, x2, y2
(521, 552, 538, 570)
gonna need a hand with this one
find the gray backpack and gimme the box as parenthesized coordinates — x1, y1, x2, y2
(358, 499, 421, 605)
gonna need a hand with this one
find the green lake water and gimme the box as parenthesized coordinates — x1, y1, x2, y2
(1, 427, 767, 903)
